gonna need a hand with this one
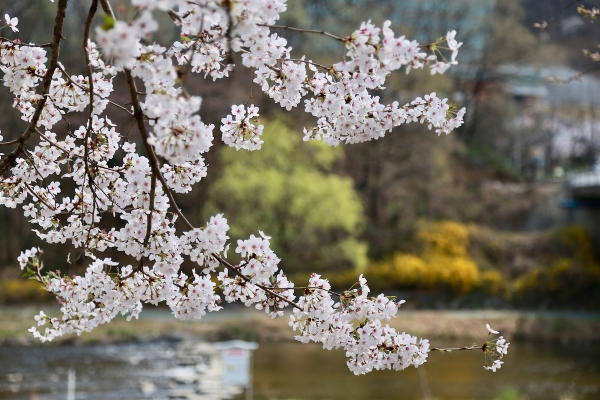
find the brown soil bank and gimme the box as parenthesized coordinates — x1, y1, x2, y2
(1, 307, 599, 346)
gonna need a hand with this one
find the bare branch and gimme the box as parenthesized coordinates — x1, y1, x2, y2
(263, 24, 347, 42)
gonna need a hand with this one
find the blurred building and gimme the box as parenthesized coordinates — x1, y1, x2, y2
(497, 65, 600, 162)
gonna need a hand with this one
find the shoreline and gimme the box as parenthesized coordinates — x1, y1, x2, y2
(2, 306, 599, 346)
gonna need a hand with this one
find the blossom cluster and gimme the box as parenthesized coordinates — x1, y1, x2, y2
(290, 275, 429, 375)
(483, 324, 510, 372)
(220, 104, 265, 150)
(0, 0, 501, 375)
(219, 232, 294, 318)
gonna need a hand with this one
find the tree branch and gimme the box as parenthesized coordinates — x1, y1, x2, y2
(98, 0, 115, 17)
(82, 0, 100, 250)
(263, 24, 347, 42)
(0, 38, 52, 47)
(0, 0, 69, 174)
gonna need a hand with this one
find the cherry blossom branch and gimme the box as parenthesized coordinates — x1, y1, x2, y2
(139, 169, 157, 269)
(23, 182, 58, 213)
(54, 63, 132, 116)
(2, 1, 491, 375)
(0, 38, 52, 48)
(290, 286, 343, 297)
(33, 128, 71, 156)
(430, 344, 484, 352)
(286, 58, 329, 70)
(123, 69, 160, 275)
(213, 252, 303, 310)
(121, 67, 303, 308)
(121, 57, 397, 314)
(0, 0, 68, 174)
(82, 0, 100, 249)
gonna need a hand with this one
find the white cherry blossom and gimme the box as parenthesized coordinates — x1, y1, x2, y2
(0, 0, 505, 376)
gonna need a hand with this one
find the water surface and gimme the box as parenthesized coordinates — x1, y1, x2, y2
(1, 340, 598, 399)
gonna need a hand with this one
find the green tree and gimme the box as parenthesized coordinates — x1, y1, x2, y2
(204, 115, 367, 274)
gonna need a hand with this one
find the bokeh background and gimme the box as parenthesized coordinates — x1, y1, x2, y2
(1, 1, 600, 398)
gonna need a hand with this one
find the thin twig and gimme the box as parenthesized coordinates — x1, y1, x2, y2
(430, 345, 484, 352)
(23, 182, 58, 213)
(34, 128, 69, 155)
(263, 24, 347, 42)
(0, 37, 52, 47)
(0, 138, 22, 147)
(286, 58, 330, 70)
(547, 63, 600, 84)
(534, 0, 583, 29)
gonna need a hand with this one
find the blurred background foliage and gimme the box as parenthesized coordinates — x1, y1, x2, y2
(204, 115, 367, 274)
(1, 0, 600, 309)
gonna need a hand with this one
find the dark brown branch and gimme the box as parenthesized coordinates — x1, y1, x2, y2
(214, 253, 303, 311)
(123, 70, 160, 275)
(113, 9, 324, 313)
(290, 286, 343, 297)
(23, 182, 58, 213)
(98, 0, 114, 17)
(286, 58, 330, 70)
(120, 72, 303, 309)
(34, 128, 71, 155)
(167, 10, 182, 23)
(139, 170, 158, 269)
(82, 0, 100, 250)
(0, 0, 69, 174)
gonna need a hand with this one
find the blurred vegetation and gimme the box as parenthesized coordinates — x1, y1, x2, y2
(0, 280, 53, 305)
(364, 221, 481, 294)
(513, 226, 600, 308)
(328, 222, 600, 309)
(204, 114, 367, 274)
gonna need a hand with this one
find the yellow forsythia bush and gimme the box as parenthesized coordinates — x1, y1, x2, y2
(365, 221, 487, 294)
(0, 279, 52, 305)
(417, 220, 470, 257)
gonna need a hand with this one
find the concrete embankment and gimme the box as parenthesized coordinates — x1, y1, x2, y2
(1, 307, 599, 345)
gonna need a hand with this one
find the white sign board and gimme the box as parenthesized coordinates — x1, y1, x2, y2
(215, 341, 259, 389)
(222, 347, 252, 387)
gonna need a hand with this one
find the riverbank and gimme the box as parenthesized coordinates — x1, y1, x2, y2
(1, 306, 599, 346)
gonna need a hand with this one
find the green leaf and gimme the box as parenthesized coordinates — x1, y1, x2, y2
(100, 15, 115, 31)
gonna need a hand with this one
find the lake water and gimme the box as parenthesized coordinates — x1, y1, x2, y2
(0, 340, 599, 399)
